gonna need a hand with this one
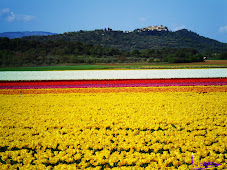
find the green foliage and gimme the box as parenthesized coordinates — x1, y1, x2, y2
(22, 28, 227, 53)
(2, 27, 227, 67)
(217, 52, 227, 59)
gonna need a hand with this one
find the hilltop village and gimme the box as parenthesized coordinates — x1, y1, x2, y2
(125, 25, 169, 33)
(95, 25, 169, 33)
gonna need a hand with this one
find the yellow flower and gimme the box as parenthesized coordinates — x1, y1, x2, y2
(0, 88, 226, 169)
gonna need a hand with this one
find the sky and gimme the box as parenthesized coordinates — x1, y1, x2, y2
(0, 0, 227, 43)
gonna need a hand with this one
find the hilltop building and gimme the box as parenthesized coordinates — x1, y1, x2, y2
(142, 25, 168, 32)
(124, 25, 168, 33)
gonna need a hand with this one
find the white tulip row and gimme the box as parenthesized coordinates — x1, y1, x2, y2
(0, 69, 226, 80)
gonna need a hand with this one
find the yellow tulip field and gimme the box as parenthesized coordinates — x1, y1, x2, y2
(0, 84, 227, 169)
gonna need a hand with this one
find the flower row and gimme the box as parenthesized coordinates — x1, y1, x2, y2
(1, 82, 227, 89)
(0, 85, 226, 95)
(0, 78, 227, 89)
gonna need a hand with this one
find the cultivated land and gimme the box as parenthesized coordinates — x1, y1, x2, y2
(0, 87, 226, 169)
(0, 60, 227, 71)
(0, 66, 226, 169)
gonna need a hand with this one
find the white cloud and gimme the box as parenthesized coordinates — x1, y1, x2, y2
(219, 25, 227, 33)
(0, 8, 35, 22)
(6, 12, 16, 22)
(139, 16, 152, 22)
(172, 25, 186, 31)
(0, 8, 10, 15)
(139, 17, 147, 22)
(16, 14, 36, 22)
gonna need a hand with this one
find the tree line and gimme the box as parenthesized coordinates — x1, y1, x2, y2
(1, 37, 225, 67)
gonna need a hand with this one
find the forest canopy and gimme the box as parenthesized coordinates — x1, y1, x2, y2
(0, 37, 207, 67)
(0, 28, 227, 67)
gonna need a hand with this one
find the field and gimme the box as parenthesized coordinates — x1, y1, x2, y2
(0, 60, 227, 71)
(0, 77, 227, 169)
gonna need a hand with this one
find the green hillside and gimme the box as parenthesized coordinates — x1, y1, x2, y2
(22, 28, 227, 53)
(1, 26, 227, 67)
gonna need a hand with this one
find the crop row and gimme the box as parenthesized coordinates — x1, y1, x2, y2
(0, 85, 226, 95)
(0, 78, 227, 89)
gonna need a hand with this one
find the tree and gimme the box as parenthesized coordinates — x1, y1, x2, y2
(131, 49, 140, 57)
(56, 48, 65, 56)
(69, 55, 77, 63)
(116, 55, 126, 63)
(40, 50, 47, 57)
(107, 48, 119, 56)
(218, 52, 227, 59)
(59, 55, 69, 63)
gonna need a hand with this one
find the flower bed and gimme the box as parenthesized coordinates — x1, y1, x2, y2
(0, 78, 226, 169)
(0, 86, 227, 95)
(0, 78, 227, 89)
(1, 69, 227, 80)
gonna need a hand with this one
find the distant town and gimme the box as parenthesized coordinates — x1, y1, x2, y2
(125, 25, 168, 33)
(94, 25, 169, 34)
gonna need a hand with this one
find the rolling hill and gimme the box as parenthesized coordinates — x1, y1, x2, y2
(0, 26, 227, 67)
(21, 27, 227, 53)
(0, 31, 58, 39)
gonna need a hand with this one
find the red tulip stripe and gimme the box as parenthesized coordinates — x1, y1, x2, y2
(0, 78, 226, 89)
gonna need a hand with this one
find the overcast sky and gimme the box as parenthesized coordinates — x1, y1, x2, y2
(0, 0, 227, 42)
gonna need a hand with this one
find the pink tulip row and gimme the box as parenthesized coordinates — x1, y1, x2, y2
(0, 81, 226, 89)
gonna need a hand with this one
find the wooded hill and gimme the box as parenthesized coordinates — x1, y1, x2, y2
(0, 27, 227, 67)
(22, 28, 227, 53)
(0, 31, 57, 39)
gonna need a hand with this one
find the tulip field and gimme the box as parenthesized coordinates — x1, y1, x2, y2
(0, 76, 227, 169)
